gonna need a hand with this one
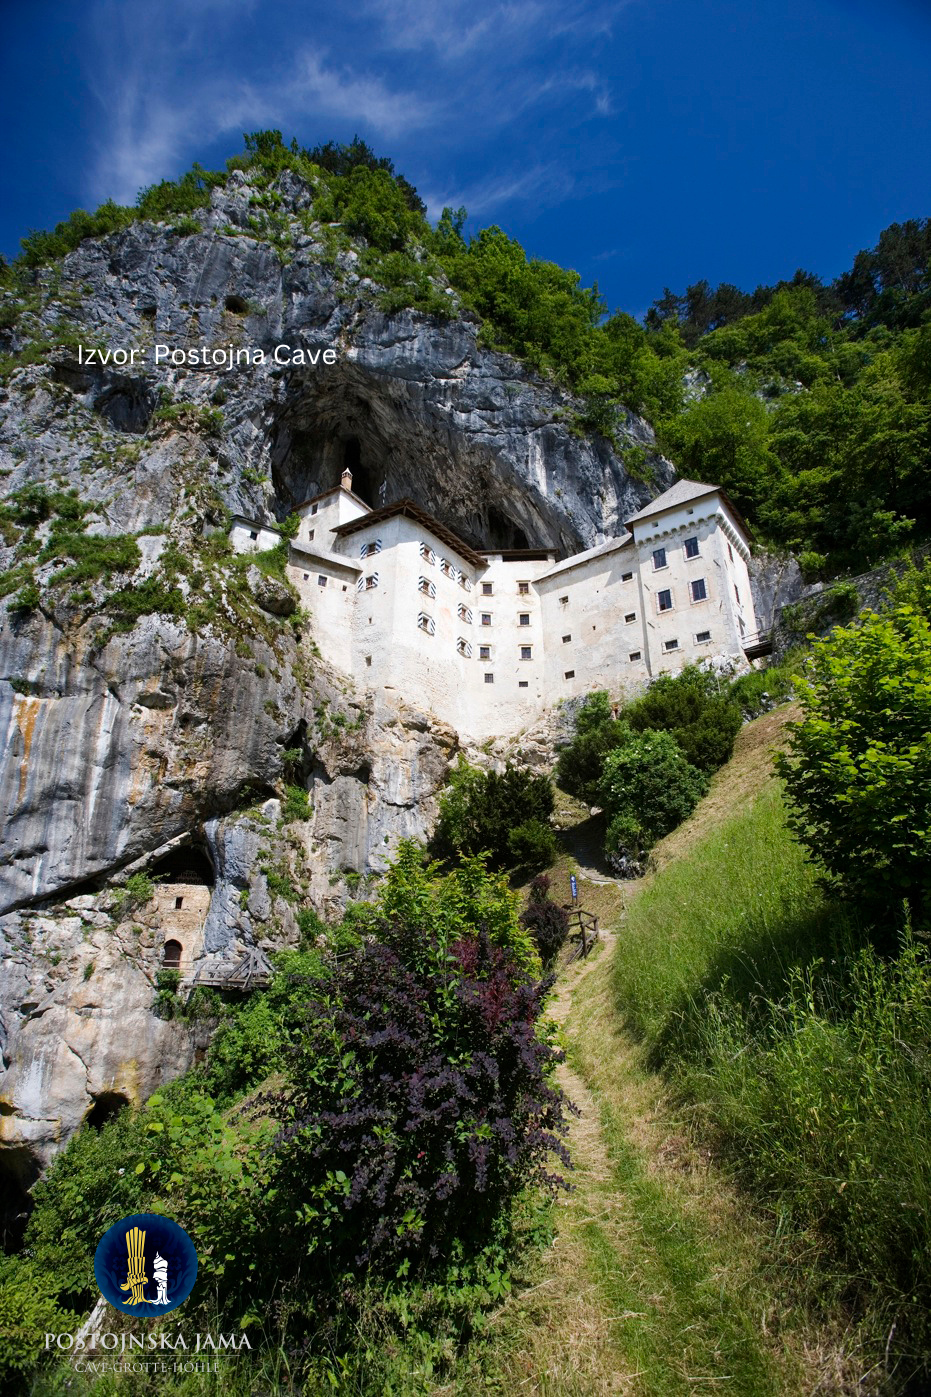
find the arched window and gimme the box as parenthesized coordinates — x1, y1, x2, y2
(162, 939, 182, 969)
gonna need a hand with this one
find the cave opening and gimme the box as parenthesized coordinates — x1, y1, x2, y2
(267, 367, 562, 550)
(0, 1145, 39, 1253)
(149, 846, 215, 886)
(85, 1092, 130, 1131)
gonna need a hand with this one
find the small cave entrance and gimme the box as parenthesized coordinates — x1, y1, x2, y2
(150, 846, 215, 887)
(162, 939, 183, 969)
(0, 1145, 40, 1253)
(85, 1092, 130, 1131)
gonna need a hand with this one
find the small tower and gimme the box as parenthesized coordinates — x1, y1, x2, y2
(341, 468, 353, 491)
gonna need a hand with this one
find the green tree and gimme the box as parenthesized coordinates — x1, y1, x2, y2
(625, 665, 744, 774)
(775, 593, 931, 924)
(556, 691, 629, 804)
(599, 729, 707, 864)
(433, 758, 557, 872)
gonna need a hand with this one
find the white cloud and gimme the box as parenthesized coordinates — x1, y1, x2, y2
(421, 162, 575, 220)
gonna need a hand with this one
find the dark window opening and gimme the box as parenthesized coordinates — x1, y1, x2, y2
(564, 670, 575, 679)
(658, 589, 673, 612)
(174, 895, 184, 910)
(685, 536, 700, 558)
(691, 578, 707, 602)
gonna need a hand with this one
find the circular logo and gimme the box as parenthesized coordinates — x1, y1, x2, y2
(94, 1213, 197, 1316)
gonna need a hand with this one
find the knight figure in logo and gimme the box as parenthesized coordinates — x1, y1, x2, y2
(152, 1252, 170, 1305)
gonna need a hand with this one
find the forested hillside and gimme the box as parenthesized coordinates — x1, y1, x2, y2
(5, 130, 929, 577)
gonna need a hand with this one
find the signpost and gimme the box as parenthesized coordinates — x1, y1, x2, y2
(569, 873, 578, 905)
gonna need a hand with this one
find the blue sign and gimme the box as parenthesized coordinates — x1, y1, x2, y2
(94, 1213, 198, 1316)
(569, 874, 578, 901)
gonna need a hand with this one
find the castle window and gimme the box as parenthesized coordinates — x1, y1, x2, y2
(564, 670, 575, 680)
(734, 584, 740, 604)
(691, 578, 707, 602)
(365, 655, 372, 665)
(318, 575, 327, 587)
(484, 672, 494, 684)
(562, 634, 571, 643)
(458, 603, 472, 623)
(358, 573, 379, 591)
(621, 571, 633, 582)
(482, 582, 493, 595)
(481, 612, 492, 626)
(419, 542, 435, 565)
(519, 613, 530, 626)
(418, 576, 437, 598)
(303, 572, 309, 580)
(684, 536, 700, 559)
(162, 939, 182, 968)
(624, 611, 636, 623)
(629, 650, 642, 662)
(457, 638, 472, 658)
(518, 680, 529, 688)
(695, 630, 711, 644)
(361, 539, 382, 558)
(664, 638, 679, 652)
(652, 548, 667, 570)
(440, 559, 459, 581)
(520, 645, 532, 660)
(559, 595, 569, 605)
(307, 530, 315, 542)
(174, 896, 183, 910)
(311, 503, 318, 515)
(249, 530, 258, 540)
(657, 589, 673, 612)
(417, 612, 436, 636)
(460, 575, 472, 592)
(479, 645, 491, 660)
(518, 581, 530, 595)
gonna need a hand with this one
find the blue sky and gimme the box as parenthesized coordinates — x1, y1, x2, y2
(2, 0, 930, 316)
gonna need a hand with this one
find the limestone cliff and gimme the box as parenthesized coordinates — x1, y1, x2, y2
(0, 168, 677, 1210)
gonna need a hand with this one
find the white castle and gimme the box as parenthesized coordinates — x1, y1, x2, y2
(231, 472, 762, 741)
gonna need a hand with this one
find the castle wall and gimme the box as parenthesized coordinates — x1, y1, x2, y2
(235, 481, 760, 741)
(630, 493, 759, 675)
(537, 541, 647, 702)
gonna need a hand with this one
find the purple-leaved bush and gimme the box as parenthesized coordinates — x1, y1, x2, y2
(273, 918, 572, 1275)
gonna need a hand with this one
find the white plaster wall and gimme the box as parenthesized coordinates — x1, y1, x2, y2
(230, 519, 282, 554)
(537, 543, 648, 702)
(286, 549, 360, 674)
(631, 494, 758, 676)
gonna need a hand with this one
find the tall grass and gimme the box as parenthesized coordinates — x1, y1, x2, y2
(614, 781, 931, 1385)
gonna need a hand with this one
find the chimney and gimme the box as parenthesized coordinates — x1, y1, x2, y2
(340, 468, 353, 491)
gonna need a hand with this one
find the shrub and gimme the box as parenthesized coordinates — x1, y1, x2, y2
(555, 691, 629, 804)
(0, 1257, 72, 1392)
(624, 664, 743, 774)
(433, 758, 556, 871)
(775, 595, 931, 924)
(520, 875, 570, 966)
(600, 728, 707, 863)
(507, 817, 559, 872)
(272, 908, 569, 1278)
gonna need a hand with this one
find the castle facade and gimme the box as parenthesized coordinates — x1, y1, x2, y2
(231, 473, 760, 739)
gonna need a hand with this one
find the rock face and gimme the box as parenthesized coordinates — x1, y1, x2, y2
(0, 169, 675, 1197)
